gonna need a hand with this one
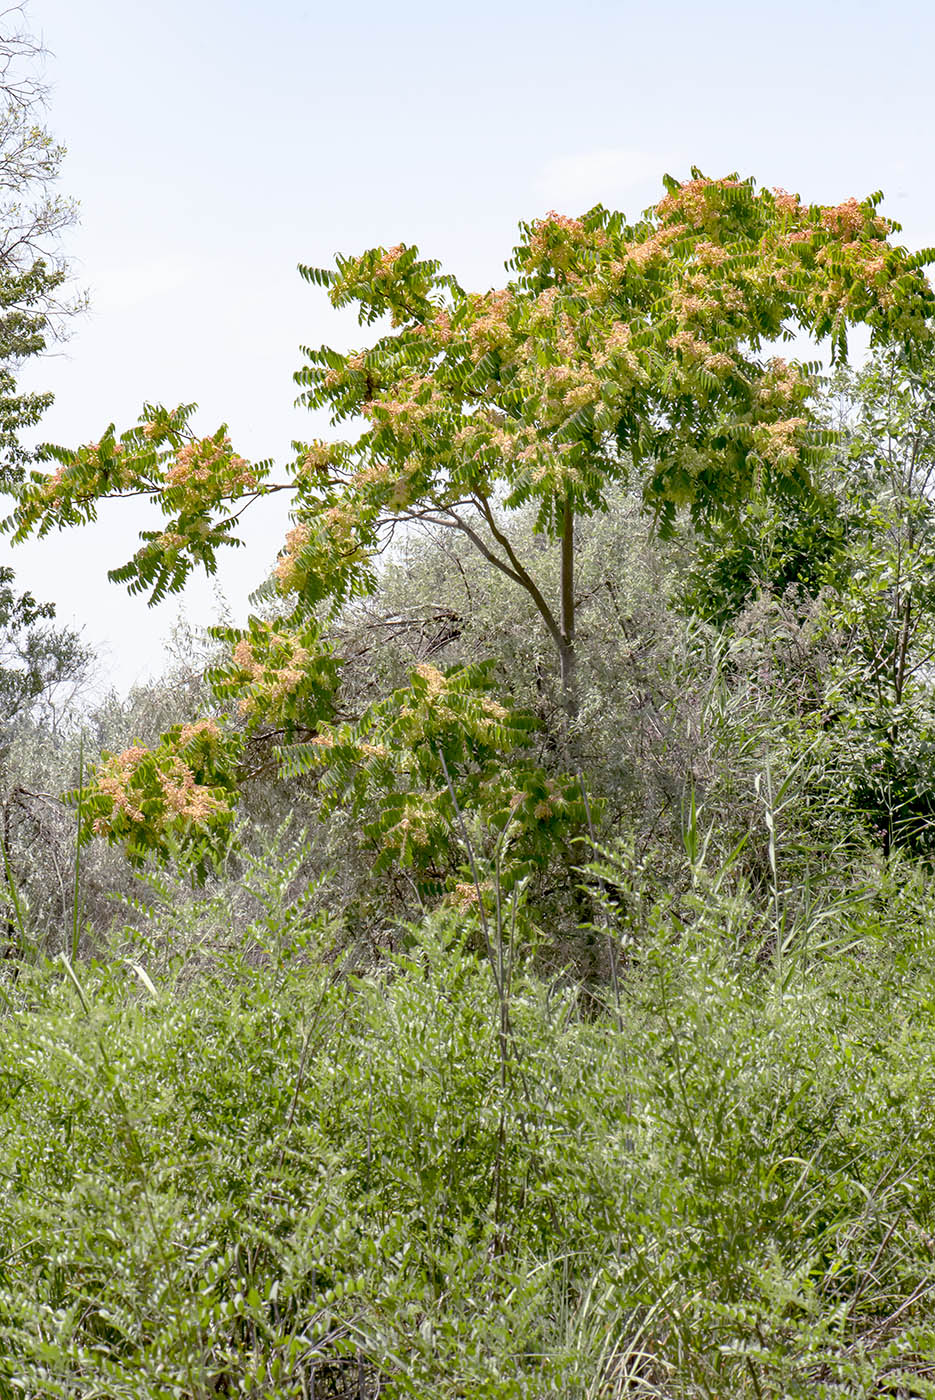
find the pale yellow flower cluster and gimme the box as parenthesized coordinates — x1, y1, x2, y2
(813, 237, 890, 292)
(377, 244, 404, 275)
(453, 413, 525, 465)
(385, 798, 436, 850)
(359, 741, 389, 758)
(548, 363, 602, 414)
(772, 188, 805, 219)
(526, 211, 595, 263)
(693, 240, 730, 268)
(756, 416, 809, 465)
(158, 758, 224, 820)
(666, 330, 737, 383)
(671, 291, 715, 320)
(41, 464, 69, 500)
(529, 455, 580, 489)
(178, 718, 221, 747)
(167, 436, 256, 494)
(273, 523, 312, 592)
(322, 501, 359, 537)
(303, 440, 338, 473)
(330, 246, 407, 307)
(466, 289, 514, 358)
(612, 223, 687, 273)
(41, 438, 131, 503)
(667, 329, 713, 360)
(656, 177, 741, 226)
(703, 352, 736, 375)
(431, 307, 453, 344)
(155, 531, 187, 552)
(755, 358, 803, 409)
(363, 377, 444, 442)
(819, 199, 867, 238)
(448, 881, 479, 909)
(353, 460, 395, 488)
(232, 637, 259, 675)
(95, 746, 150, 823)
(861, 250, 888, 278)
(592, 322, 639, 377)
(527, 286, 561, 329)
(232, 629, 311, 714)
(415, 662, 446, 696)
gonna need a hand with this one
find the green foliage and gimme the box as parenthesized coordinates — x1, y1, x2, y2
(682, 487, 846, 626)
(72, 719, 242, 876)
(9, 170, 933, 884)
(3, 855, 935, 1395)
(283, 659, 591, 902)
(0, 564, 90, 726)
(11, 408, 271, 604)
(0, 9, 90, 746)
(207, 614, 340, 736)
(3, 111, 935, 1397)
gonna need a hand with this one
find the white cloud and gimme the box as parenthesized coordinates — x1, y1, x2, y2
(535, 148, 681, 212)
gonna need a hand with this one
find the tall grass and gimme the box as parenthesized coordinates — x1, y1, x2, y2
(1, 846, 935, 1397)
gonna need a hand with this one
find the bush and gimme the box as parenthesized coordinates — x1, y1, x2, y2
(2, 856, 935, 1396)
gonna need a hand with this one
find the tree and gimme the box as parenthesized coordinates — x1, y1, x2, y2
(0, 4, 91, 953)
(811, 350, 935, 852)
(0, 3, 88, 724)
(8, 172, 935, 872)
(0, 4, 81, 479)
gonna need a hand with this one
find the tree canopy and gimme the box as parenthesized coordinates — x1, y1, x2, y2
(8, 171, 935, 875)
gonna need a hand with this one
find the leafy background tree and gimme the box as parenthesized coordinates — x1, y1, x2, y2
(0, 4, 90, 945)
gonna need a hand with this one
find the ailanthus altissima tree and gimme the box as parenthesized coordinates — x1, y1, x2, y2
(8, 171, 934, 875)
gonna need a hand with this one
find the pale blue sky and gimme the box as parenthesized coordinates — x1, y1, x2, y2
(12, 0, 935, 690)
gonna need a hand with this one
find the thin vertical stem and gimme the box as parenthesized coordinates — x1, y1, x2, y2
(560, 494, 577, 719)
(71, 732, 84, 963)
(578, 771, 622, 1032)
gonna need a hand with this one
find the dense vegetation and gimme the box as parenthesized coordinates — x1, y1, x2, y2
(5, 10, 935, 1399)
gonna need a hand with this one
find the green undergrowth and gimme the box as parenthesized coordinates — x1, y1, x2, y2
(2, 870, 935, 1397)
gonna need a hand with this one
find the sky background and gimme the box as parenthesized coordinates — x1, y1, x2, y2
(10, 0, 935, 692)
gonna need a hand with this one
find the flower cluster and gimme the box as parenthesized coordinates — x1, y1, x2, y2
(755, 358, 807, 410)
(612, 223, 687, 273)
(772, 188, 805, 219)
(538, 360, 602, 419)
(667, 329, 713, 361)
(329, 245, 404, 307)
(232, 628, 311, 714)
(94, 746, 150, 824)
(693, 239, 730, 268)
(465, 289, 515, 360)
(302, 440, 340, 475)
(216, 617, 338, 735)
(656, 177, 741, 227)
(525, 210, 597, 271)
(81, 720, 237, 873)
(166, 434, 256, 496)
(592, 321, 641, 377)
(156, 758, 226, 820)
(273, 523, 313, 593)
(755, 416, 810, 466)
(820, 198, 875, 239)
(178, 719, 221, 747)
